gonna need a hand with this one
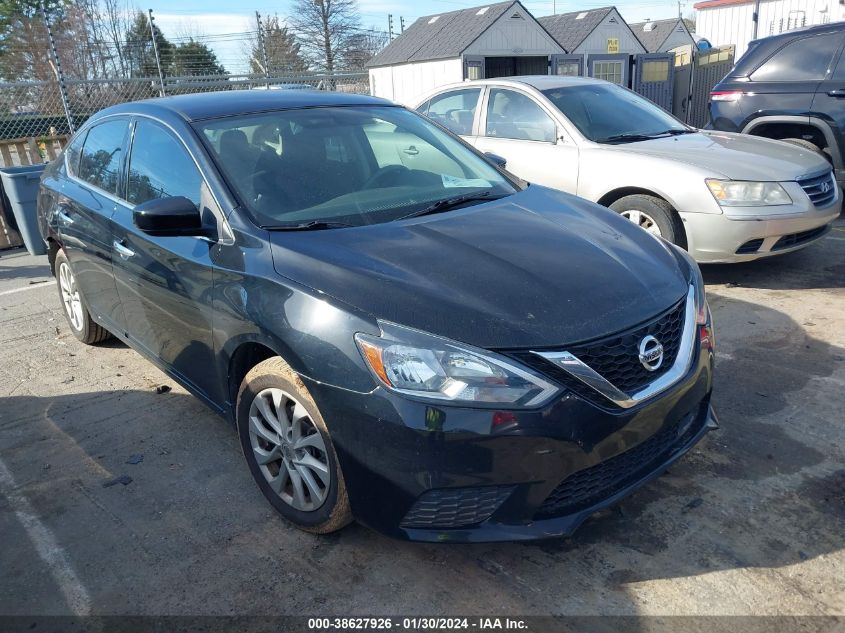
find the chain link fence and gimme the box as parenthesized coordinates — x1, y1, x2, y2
(0, 71, 369, 145)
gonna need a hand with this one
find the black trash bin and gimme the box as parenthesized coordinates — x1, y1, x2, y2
(0, 164, 47, 256)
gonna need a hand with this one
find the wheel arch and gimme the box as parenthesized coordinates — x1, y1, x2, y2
(226, 338, 297, 419)
(742, 115, 842, 170)
(46, 237, 61, 275)
(596, 187, 689, 249)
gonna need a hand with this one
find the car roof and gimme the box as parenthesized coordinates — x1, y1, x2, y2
(427, 76, 606, 95)
(94, 89, 395, 123)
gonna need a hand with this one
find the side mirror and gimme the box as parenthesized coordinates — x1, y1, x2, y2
(133, 196, 204, 237)
(485, 152, 507, 169)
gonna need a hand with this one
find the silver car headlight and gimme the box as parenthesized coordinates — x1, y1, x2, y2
(706, 179, 792, 207)
(355, 322, 560, 408)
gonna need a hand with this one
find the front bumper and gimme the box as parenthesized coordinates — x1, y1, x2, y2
(303, 334, 715, 543)
(680, 196, 840, 263)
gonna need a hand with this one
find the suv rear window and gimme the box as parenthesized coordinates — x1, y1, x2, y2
(750, 32, 842, 81)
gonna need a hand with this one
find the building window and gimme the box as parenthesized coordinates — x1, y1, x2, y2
(641, 60, 669, 82)
(607, 38, 619, 53)
(556, 61, 581, 76)
(593, 60, 623, 84)
(466, 61, 482, 80)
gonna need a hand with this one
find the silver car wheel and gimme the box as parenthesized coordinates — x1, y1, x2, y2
(621, 210, 662, 236)
(58, 261, 84, 331)
(248, 387, 331, 512)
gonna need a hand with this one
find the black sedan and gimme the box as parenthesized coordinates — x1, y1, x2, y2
(37, 90, 717, 542)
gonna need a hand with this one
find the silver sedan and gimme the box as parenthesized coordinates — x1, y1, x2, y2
(413, 76, 840, 263)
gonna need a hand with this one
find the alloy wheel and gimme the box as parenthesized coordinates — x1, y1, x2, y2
(58, 261, 84, 331)
(248, 387, 331, 512)
(620, 210, 662, 236)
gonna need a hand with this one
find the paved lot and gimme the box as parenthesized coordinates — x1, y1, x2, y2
(0, 222, 844, 617)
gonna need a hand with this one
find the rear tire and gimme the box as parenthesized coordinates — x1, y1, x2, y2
(609, 194, 685, 247)
(236, 356, 352, 534)
(54, 249, 112, 345)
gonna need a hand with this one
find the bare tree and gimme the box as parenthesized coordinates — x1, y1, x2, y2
(289, 0, 361, 74)
(343, 28, 388, 70)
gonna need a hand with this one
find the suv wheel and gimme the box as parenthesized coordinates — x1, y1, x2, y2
(236, 357, 352, 534)
(54, 249, 112, 345)
(609, 194, 685, 246)
(780, 138, 833, 164)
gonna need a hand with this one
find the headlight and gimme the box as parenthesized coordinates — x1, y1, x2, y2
(355, 322, 560, 408)
(706, 179, 792, 206)
(667, 242, 708, 325)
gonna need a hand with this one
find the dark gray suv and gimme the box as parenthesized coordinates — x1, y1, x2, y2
(709, 22, 845, 190)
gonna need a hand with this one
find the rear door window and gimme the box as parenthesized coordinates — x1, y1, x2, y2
(127, 120, 202, 208)
(77, 119, 129, 195)
(422, 88, 481, 135)
(751, 32, 843, 81)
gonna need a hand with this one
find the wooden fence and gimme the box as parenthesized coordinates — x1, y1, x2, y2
(0, 135, 67, 250)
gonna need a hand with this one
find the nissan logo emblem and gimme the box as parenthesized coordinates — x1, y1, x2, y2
(638, 335, 664, 372)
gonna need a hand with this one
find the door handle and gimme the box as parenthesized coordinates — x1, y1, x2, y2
(827, 88, 845, 98)
(113, 240, 135, 259)
(56, 207, 74, 225)
(403, 145, 419, 156)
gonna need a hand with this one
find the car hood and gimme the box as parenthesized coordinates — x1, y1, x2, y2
(617, 131, 830, 181)
(268, 186, 689, 349)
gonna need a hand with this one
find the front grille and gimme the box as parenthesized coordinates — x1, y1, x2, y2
(400, 485, 515, 529)
(772, 225, 829, 251)
(535, 409, 704, 519)
(511, 297, 687, 405)
(798, 171, 836, 208)
(736, 238, 764, 254)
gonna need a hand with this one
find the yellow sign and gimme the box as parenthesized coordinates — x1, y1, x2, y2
(607, 38, 619, 53)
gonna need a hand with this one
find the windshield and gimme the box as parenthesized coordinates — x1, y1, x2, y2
(541, 84, 690, 144)
(196, 106, 518, 228)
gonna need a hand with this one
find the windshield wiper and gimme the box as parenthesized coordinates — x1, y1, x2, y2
(396, 191, 505, 221)
(601, 128, 694, 144)
(655, 128, 695, 136)
(600, 133, 658, 144)
(265, 220, 356, 231)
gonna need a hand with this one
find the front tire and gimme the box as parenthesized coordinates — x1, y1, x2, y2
(236, 357, 352, 534)
(54, 249, 112, 345)
(609, 194, 685, 246)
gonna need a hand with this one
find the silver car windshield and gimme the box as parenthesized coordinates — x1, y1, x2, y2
(542, 84, 690, 144)
(197, 106, 517, 229)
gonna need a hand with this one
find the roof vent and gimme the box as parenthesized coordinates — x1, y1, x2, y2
(576, 11, 588, 19)
(476, 6, 489, 15)
(510, 11, 524, 18)
(428, 15, 440, 23)
(608, 16, 618, 23)
(644, 21, 654, 31)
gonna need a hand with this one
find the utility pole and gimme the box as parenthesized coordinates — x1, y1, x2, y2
(256, 11, 271, 85)
(400, 16, 405, 33)
(751, 0, 761, 39)
(148, 9, 166, 97)
(678, 0, 682, 19)
(39, 0, 75, 133)
(388, 14, 394, 40)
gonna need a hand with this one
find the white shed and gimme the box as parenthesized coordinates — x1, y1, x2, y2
(367, 1, 565, 106)
(694, 0, 843, 58)
(538, 7, 647, 56)
(629, 18, 696, 52)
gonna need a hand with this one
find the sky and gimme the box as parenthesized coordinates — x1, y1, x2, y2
(152, 0, 691, 73)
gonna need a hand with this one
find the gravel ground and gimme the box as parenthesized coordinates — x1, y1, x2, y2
(0, 222, 843, 617)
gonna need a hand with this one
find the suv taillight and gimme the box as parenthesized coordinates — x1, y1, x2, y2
(710, 91, 743, 102)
